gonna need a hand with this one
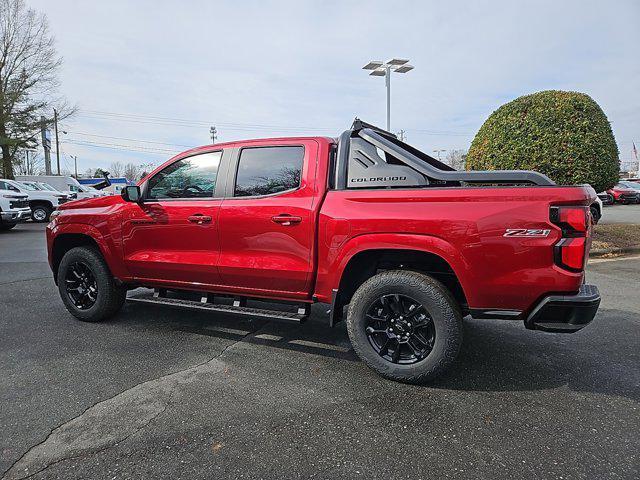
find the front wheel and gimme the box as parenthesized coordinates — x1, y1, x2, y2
(31, 204, 53, 222)
(590, 205, 601, 224)
(346, 270, 463, 383)
(57, 246, 126, 322)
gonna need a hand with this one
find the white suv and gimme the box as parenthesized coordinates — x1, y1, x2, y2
(0, 179, 69, 222)
(0, 184, 31, 231)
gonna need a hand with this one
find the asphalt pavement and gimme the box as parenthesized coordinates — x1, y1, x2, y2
(600, 203, 640, 224)
(1, 223, 638, 480)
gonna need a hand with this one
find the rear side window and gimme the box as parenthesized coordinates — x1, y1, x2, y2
(234, 146, 304, 197)
(147, 151, 222, 199)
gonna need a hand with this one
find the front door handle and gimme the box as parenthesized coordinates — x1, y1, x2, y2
(272, 214, 302, 226)
(188, 214, 212, 224)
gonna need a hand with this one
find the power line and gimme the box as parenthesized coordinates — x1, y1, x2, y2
(77, 109, 476, 136)
(63, 139, 179, 156)
(65, 131, 192, 148)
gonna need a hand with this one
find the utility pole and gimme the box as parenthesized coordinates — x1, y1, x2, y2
(53, 109, 60, 175)
(69, 155, 78, 178)
(41, 116, 51, 175)
(209, 126, 217, 144)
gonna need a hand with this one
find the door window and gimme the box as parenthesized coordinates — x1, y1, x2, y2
(234, 146, 304, 197)
(147, 151, 222, 199)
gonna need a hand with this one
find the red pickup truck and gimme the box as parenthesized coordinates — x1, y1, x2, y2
(46, 120, 600, 383)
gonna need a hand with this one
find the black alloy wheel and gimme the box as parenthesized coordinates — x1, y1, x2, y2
(365, 294, 435, 365)
(64, 261, 98, 310)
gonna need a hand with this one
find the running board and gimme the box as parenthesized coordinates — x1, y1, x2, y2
(127, 292, 309, 323)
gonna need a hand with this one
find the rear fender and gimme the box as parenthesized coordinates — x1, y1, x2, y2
(317, 232, 471, 303)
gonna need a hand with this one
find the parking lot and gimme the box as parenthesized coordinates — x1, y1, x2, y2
(601, 203, 640, 224)
(1, 223, 638, 480)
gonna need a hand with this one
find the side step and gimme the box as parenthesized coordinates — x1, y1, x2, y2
(127, 291, 309, 323)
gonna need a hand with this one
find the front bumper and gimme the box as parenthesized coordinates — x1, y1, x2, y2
(525, 284, 600, 333)
(1, 208, 31, 223)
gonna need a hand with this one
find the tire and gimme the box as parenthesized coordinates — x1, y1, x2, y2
(346, 270, 463, 384)
(590, 205, 601, 224)
(0, 223, 17, 231)
(31, 204, 53, 222)
(57, 246, 126, 322)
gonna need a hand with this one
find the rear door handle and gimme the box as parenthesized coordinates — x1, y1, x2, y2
(188, 214, 212, 224)
(272, 214, 302, 226)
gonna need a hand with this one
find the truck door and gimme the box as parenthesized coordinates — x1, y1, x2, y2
(217, 141, 318, 298)
(122, 150, 226, 286)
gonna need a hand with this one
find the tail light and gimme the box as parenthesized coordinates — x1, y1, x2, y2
(550, 206, 590, 272)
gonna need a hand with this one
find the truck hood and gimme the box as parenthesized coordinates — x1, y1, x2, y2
(0, 190, 28, 199)
(58, 194, 121, 210)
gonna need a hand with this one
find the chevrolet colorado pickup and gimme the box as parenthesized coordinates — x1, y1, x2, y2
(46, 120, 601, 382)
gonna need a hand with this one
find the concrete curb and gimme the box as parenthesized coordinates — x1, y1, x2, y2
(590, 245, 640, 258)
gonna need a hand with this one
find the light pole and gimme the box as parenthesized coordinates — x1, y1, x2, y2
(363, 58, 414, 131)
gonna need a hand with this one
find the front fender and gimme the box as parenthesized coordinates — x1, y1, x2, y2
(47, 221, 130, 282)
(314, 232, 472, 304)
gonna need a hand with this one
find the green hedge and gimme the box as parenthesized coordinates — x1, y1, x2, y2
(466, 90, 619, 192)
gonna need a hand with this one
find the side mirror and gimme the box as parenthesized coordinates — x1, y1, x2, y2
(122, 185, 142, 203)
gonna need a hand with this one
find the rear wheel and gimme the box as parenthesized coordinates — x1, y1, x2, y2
(346, 270, 462, 383)
(57, 246, 126, 322)
(31, 204, 52, 222)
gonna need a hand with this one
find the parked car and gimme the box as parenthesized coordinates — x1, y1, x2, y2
(597, 192, 614, 205)
(0, 182, 31, 231)
(46, 120, 601, 383)
(0, 178, 69, 222)
(618, 180, 640, 196)
(15, 175, 103, 200)
(607, 184, 640, 204)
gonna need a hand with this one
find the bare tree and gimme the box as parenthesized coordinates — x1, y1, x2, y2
(13, 148, 41, 174)
(0, 0, 74, 178)
(123, 162, 140, 181)
(109, 161, 123, 177)
(445, 149, 467, 170)
(83, 167, 94, 178)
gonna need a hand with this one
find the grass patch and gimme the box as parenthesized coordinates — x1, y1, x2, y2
(592, 223, 640, 251)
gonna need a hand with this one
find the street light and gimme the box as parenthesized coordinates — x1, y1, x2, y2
(363, 58, 414, 131)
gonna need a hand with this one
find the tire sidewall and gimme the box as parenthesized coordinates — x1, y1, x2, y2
(347, 271, 462, 382)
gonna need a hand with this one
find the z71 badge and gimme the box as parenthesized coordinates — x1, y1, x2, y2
(503, 228, 551, 237)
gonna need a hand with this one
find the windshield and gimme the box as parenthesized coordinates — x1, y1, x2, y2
(621, 181, 640, 190)
(19, 182, 38, 191)
(38, 182, 59, 191)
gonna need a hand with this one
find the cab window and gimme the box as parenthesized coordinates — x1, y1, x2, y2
(147, 151, 222, 200)
(234, 146, 304, 197)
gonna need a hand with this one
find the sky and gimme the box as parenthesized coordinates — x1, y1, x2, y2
(27, 0, 640, 176)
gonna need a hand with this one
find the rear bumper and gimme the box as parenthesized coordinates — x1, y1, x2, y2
(525, 284, 600, 333)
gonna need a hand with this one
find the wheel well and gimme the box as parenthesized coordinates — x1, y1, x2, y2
(29, 200, 53, 209)
(51, 234, 101, 282)
(333, 249, 467, 323)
